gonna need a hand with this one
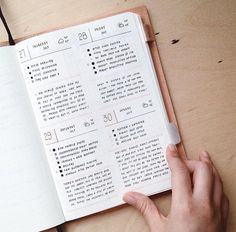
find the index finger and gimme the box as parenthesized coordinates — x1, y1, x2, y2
(166, 145, 192, 204)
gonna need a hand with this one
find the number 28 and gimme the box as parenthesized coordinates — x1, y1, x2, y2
(78, 32, 88, 40)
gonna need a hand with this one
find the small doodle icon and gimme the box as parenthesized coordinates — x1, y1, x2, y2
(118, 22, 125, 28)
(58, 38, 64, 44)
(142, 103, 149, 108)
(58, 36, 69, 44)
(84, 122, 90, 127)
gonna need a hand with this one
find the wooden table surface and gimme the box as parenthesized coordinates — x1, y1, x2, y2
(1, 0, 235, 231)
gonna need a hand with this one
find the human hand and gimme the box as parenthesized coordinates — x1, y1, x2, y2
(123, 145, 229, 232)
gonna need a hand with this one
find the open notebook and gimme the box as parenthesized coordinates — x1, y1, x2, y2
(0, 6, 183, 232)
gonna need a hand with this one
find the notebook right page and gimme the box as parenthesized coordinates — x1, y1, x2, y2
(97, 12, 177, 197)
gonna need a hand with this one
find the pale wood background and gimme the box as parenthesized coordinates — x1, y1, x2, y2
(0, 0, 235, 231)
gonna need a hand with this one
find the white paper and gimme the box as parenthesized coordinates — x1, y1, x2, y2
(0, 46, 64, 232)
(15, 12, 175, 221)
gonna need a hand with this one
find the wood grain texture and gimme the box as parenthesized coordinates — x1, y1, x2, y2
(1, 0, 236, 231)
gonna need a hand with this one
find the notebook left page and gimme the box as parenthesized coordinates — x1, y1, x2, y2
(0, 46, 65, 232)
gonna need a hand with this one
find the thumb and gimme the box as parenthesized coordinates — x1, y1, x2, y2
(123, 192, 165, 231)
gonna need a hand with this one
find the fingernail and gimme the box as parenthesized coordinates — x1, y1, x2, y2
(168, 144, 176, 152)
(123, 193, 136, 205)
(201, 150, 209, 158)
